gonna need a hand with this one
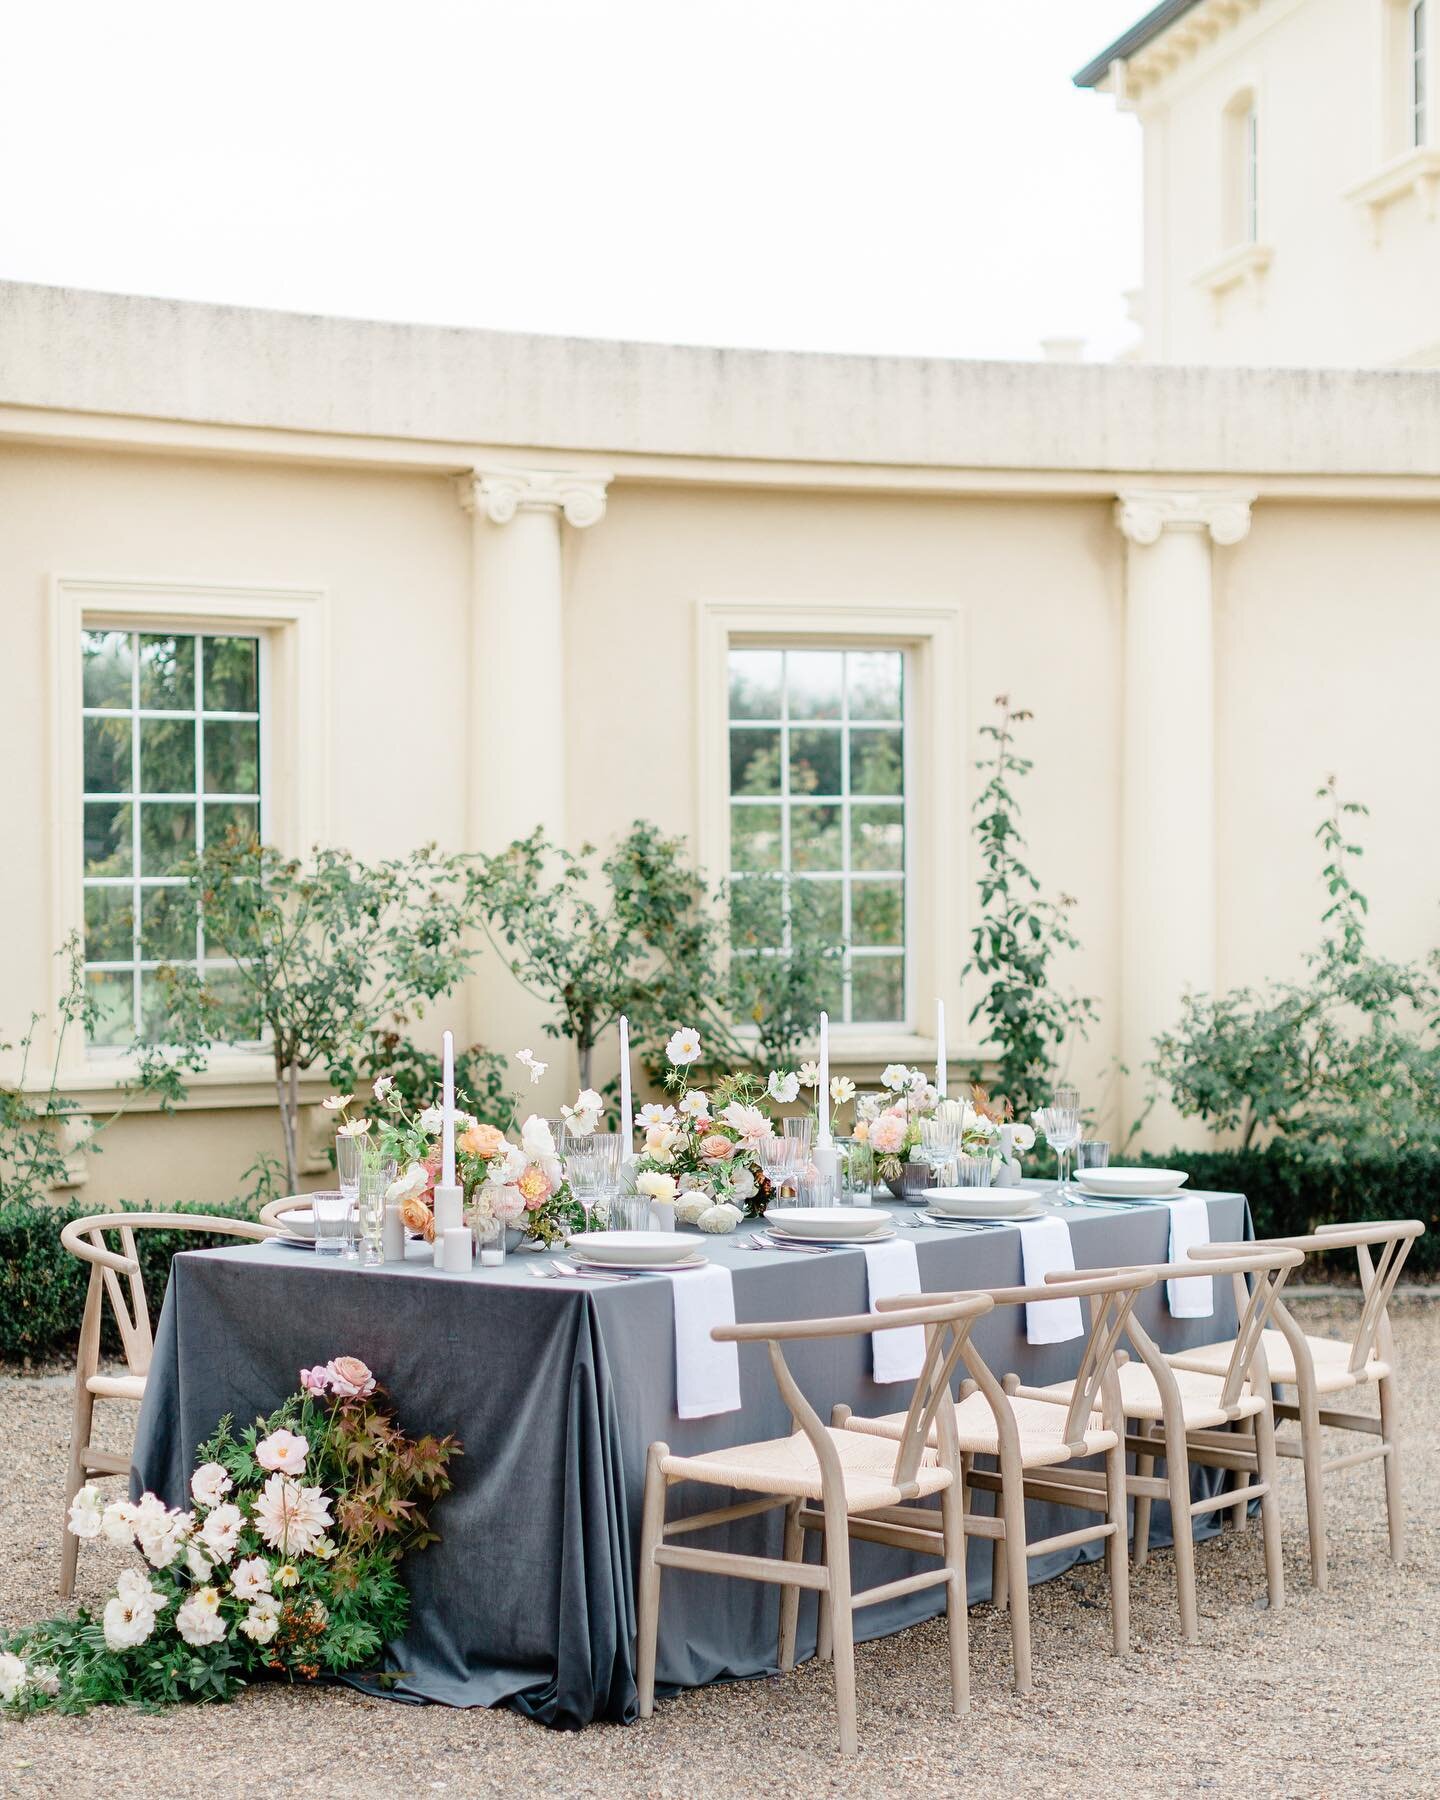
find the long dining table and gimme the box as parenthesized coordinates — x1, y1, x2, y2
(131, 1183, 1249, 1728)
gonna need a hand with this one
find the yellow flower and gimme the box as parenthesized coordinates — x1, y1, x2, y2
(310, 1539, 337, 1562)
(275, 1562, 301, 1588)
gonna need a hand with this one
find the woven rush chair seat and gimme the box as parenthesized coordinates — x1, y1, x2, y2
(1169, 1330, 1390, 1395)
(844, 1390, 1116, 1469)
(1034, 1360, 1266, 1431)
(660, 1427, 953, 1511)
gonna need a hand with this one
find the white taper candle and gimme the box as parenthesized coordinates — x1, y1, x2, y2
(619, 1014, 634, 1162)
(817, 1009, 831, 1149)
(936, 999, 948, 1100)
(441, 1028, 456, 1190)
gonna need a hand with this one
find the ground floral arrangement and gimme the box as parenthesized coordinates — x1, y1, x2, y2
(0, 1357, 458, 1715)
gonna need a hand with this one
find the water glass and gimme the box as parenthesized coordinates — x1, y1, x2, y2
(312, 1190, 352, 1258)
(794, 1173, 829, 1208)
(473, 1184, 507, 1267)
(782, 1117, 814, 1156)
(952, 1155, 993, 1189)
(615, 1194, 651, 1232)
(358, 1158, 397, 1267)
(1076, 1140, 1110, 1172)
(838, 1138, 872, 1204)
(335, 1135, 363, 1245)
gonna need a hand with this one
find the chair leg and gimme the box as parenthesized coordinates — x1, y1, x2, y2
(1161, 1413, 1199, 1645)
(940, 1474, 970, 1717)
(1378, 1372, 1404, 1565)
(823, 1499, 858, 1756)
(1226, 1413, 1255, 1530)
(999, 1462, 1032, 1694)
(1132, 1416, 1154, 1568)
(816, 1525, 833, 1663)
(777, 1499, 803, 1674)
(1253, 1400, 1285, 1614)
(60, 1377, 97, 1600)
(635, 1444, 668, 1718)
(1105, 1436, 1130, 1655)
(1295, 1375, 1329, 1591)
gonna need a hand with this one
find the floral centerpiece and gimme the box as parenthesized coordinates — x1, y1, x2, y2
(852, 1068, 1019, 1188)
(325, 1049, 584, 1249)
(627, 1027, 780, 1231)
(1, 1356, 458, 1715)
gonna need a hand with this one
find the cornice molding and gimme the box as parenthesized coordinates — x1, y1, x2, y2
(456, 467, 611, 528)
(1115, 488, 1256, 547)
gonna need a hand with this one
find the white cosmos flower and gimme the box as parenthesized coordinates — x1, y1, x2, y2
(67, 1484, 104, 1540)
(321, 1094, 352, 1112)
(798, 1060, 821, 1089)
(766, 1070, 799, 1104)
(665, 1027, 703, 1067)
(1008, 1122, 1036, 1154)
(678, 1090, 709, 1119)
(830, 1076, 857, 1105)
(335, 1118, 370, 1138)
(881, 1064, 911, 1092)
(515, 1047, 548, 1084)
(190, 1462, 232, 1511)
(372, 1074, 394, 1101)
(561, 1088, 603, 1136)
(176, 1587, 226, 1647)
(636, 1103, 676, 1131)
(0, 1652, 27, 1703)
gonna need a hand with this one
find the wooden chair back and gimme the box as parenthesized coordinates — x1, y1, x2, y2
(1194, 1220, 1423, 1377)
(59, 1211, 276, 1380)
(713, 1294, 995, 1493)
(258, 1195, 314, 1231)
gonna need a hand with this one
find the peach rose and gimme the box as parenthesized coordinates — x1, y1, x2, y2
(517, 1163, 550, 1209)
(698, 1132, 737, 1164)
(460, 1121, 506, 1160)
(399, 1193, 435, 1240)
(326, 1356, 375, 1398)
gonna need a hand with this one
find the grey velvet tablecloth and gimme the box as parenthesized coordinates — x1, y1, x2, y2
(131, 1186, 1248, 1729)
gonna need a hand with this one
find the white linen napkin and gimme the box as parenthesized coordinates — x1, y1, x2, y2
(864, 1238, 926, 1383)
(1018, 1217, 1085, 1345)
(1166, 1196, 1215, 1318)
(669, 1264, 742, 1419)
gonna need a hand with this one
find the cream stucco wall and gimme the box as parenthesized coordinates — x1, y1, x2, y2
(1091, 0, 1440, 366)
(3, 282, 1438, 1208)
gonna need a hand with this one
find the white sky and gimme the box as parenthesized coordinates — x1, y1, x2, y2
(0, 0, 1145, 361)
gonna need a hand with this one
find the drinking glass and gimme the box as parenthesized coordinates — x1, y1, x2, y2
(782, 1117, 814, 1156)
(358, 1157, 397, 1267)
(952, 1155, 993, 1189)
(336, 1135, 363, 1251)
(917, 1116, 960, 1186)
(1038, 1088, 1081, 1193)
(794, 1173, 828, 1208)
(312, 1190, 351, 1258)
(837, 1137, 872, 1204)
(473, 1184, 507, 1267)
(584, 1133, 623, 1230)
(616, 1194, 651, 1232)
(1076, 1140, 1111, 1172)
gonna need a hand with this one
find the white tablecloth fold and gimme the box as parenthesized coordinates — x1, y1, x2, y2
(669, 1264, 742, 1419)
(1166, 1196, 1215, 1318)
(1019, 1217, 1085, 1345)
(864, 1238, 927, 1383)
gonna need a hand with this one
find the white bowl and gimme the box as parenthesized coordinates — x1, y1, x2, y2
(570, 1230, 701, 1266)
(925, 1189, 1046, 1219)
(1074, 1168, 1189, 1198)
(765, 1208, 890, 1241)
(278, 1206, 316, 1240)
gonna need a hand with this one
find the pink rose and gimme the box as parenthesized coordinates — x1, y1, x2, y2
(255, 1428, 309, 1473)
(298, 1365, 331, 1396)
(869, 1113, 906, 1155)
(492, 1183, 526, 1223)
(698, 1132, 737, 1164)
(324, 1356, 376, 1399)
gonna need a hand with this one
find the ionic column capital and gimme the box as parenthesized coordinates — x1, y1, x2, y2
(456, 467, 611, 529)
(1114, 488, 1256, 548)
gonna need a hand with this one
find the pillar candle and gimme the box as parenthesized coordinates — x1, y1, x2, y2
(382, 1204, 405, 1262)
(936, 999, 948, 1100)
(440, 1226, 472, 1273)
(619, 1014, 634, 1162)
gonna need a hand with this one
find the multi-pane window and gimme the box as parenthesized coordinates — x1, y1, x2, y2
(727, 647, 906, 1024)
(1413, 0, 1428, 146)
(81, 629, 262, 1047)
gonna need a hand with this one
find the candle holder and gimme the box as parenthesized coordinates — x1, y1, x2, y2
(431, 1183, 464, 1268)
(472, 1185, 507, 1267)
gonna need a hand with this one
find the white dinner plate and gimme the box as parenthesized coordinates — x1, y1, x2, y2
(273, 1234, 318, 1251)
(764, 1208, 893, 1241)
(1074, 1168, 1189, 1199)
(568, 1230, 702, 1266)
(566, 1248, 709, 1274)
(919, 1207, 1045, 1228)
(925, 1188, 1047, 1220)
(766, 1222, 896, 1247)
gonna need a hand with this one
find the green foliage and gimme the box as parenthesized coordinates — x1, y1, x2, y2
(963, 698, 1097, 1118)
(724, 875, 844, 1069)
(0, 937, 204, 1209)
(178, 836, 483, 1190)
(1134, 1141, 1440, 1276)
(327, 1026, 510, 1134)
(1148, 779, 1440, 1149)
(0, 1199, 257, 1364)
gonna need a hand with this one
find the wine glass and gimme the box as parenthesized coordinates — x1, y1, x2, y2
(1038, 1087, 1081, 1194)
(917, 1116, 959, 1187)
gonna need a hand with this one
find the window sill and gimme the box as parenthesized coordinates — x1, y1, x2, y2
(1344, 146, 1440, 242)
(1192, 241, 1274, 297)
(29, 1052, 331, 1114)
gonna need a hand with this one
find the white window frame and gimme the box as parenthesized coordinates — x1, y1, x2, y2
(49, 575, 331, 1096)
(1413, 0, 1429, 146)
(696, 598, 966, 1066)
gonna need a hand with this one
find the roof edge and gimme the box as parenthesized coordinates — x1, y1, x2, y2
(1073, 0, 1204, 88)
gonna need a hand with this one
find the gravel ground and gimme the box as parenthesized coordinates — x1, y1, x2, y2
(3, 1298, 1438, 1799)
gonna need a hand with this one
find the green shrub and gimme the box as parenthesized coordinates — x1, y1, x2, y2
(1137, 1142, 1440, 1276)
(0, 1198, 257, 1365)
